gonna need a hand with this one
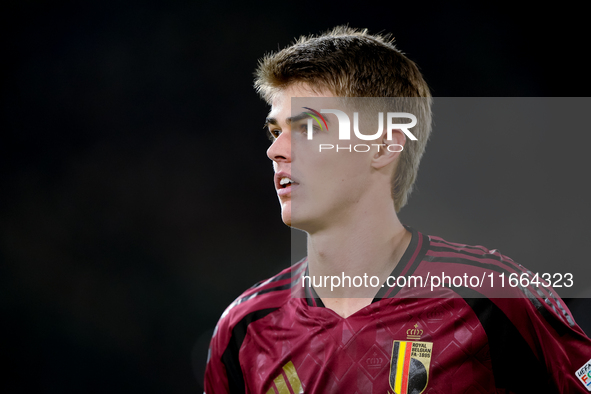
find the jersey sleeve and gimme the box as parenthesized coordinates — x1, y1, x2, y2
(203, 319, 231, 394)
(202, 264, 299, 393)
(494, 284, 591, 393)
(522, 292, 591, 392)
(434, 242, 591, 393)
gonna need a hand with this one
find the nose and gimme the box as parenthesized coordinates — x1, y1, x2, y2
(266, 130, 291, 163)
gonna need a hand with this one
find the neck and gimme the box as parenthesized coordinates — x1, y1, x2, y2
(305, 202, 411, 315)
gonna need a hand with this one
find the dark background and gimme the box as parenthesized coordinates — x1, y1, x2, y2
(2, 1, 589, 392)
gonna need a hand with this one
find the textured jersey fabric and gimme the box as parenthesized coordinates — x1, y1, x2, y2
(204, 228, 591, 393)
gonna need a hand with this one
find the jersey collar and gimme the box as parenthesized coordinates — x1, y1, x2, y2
(299, 226, 430, 307)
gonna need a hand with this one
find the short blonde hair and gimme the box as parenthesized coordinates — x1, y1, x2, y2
(255, 26, 432, 212)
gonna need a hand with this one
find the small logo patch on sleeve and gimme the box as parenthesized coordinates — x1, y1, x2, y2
(576, 358, 591, 391)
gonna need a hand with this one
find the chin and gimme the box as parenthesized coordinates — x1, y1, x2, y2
(281, 203, 320, 232)
(285, 214, 319, 233)
(281, 206, 292, 227)
(283, 213, 310, 231)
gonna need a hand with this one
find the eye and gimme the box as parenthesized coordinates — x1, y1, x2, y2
(267, 128, 281, 141)
(299, 123, 321, 136)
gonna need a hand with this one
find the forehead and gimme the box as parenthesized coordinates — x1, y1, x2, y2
(268, 84, 336, 122)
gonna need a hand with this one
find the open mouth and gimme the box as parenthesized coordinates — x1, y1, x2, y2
(279, 177, 294, 188)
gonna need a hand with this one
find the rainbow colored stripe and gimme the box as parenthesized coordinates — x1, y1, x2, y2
(303, 107, 328, 131)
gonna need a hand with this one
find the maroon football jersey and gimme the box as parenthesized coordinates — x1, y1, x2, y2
(204, 228, 591, 393)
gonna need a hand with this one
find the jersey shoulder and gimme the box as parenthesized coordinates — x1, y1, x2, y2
(424, 233, 537, 293)
(424, 233, 583, 335)
(213, 259, 306, 344)
(423, 234, 591, 392)
(426, 233, 519, 269)
(204, 260, 307, 393)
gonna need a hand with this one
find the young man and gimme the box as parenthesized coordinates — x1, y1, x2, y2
(204, 27, 591, 393)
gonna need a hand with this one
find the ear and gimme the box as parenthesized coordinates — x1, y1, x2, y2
(371, 129, 406, 170)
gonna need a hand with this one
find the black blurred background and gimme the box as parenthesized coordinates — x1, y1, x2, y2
(2, 1, 590, 392)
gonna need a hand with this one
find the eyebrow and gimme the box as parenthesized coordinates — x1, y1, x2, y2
(264, 111, 330, 129)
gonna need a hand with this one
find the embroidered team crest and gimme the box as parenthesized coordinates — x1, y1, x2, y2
(389, 340, 433, 394)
